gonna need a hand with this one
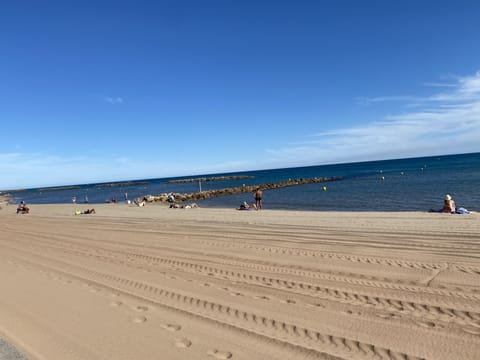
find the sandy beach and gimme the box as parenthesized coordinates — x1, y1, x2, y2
(0, 203, 479, 360)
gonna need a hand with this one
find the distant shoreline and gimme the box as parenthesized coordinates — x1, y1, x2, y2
(0, 194, 11, 205)
(168, 175, 253, 184)
(3, 152, 479, 211)
(141, 177, 339, 203)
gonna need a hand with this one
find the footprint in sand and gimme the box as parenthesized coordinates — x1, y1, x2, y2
(253, 295, 270, 300)
(376, 312, 400, 320)
(416, 320, 437, 328)
(161, 324, 181, 332)
(207, 349, 233, 359)
(174, 338, 192, 348)
(463, 327, 480, 336)
(131, 315, 147, 324)
(281, 299, 296, 304)
(133, 305, 149, 312)
(341, 309, 362, 316)
(110, 301, 123, 307)
(306, 303, 325, 308)
(229, 292, 243, 297)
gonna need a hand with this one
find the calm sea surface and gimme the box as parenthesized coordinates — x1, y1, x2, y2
(5, 153, 480, 211)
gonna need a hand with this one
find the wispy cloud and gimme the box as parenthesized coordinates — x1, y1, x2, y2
(358, 72, 480, 105)
(266, 71, 480, 166)
(104, 96, 123, 104)
(423, 82, 457, 88)
(2, 71, 479, 189)
(355, 95, 420, 106)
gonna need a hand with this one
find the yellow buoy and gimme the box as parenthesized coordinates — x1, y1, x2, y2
(381, 176, 385, 181)
(322, 186, 327, 191)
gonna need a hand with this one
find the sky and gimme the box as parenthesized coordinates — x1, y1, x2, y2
(1, 0, 480, 189)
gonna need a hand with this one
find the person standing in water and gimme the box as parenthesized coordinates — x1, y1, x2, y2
(253, 188, 263, 210)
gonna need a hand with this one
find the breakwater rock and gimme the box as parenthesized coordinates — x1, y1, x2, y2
(168, 175, 253, 184)
(0, 193, 11, 206)
(141, 177, 340, 203)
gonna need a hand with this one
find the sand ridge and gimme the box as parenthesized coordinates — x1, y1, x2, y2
(0, 204, 479, 359)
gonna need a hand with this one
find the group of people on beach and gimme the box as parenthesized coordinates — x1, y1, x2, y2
(12, 188, 471, 214)
(238, 188, 263, 210)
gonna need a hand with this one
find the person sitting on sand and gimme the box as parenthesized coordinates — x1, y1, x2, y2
(134, 199, 145, 207)
(17, 201, 30, 214)
(442, 194, 456, 213)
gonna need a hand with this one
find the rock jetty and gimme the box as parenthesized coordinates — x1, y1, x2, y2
(140, 177, 340, 203)
(0, 193, 11, 207)
(168, 175, 253, 184)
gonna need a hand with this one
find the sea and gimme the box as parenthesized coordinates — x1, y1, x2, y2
(4, 152, 480, 212)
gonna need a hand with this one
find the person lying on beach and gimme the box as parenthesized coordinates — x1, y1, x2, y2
(170, 203, 198, 209)
(183, 203, 198, 209)
(17, 201, 30, 214)
(237, 201, 257, 210)
(75, 209, 96, 215)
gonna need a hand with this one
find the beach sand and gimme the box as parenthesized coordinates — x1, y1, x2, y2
(0, 204, 479, 360)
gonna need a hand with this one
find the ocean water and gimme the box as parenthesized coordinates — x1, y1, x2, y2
(5, 152, 480, 212)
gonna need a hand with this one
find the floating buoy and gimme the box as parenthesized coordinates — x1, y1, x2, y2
(322, 186, 327, 191)
(400, 172, 404, 175)
(381, 176, 385, 181)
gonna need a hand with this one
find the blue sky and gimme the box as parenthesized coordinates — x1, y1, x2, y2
(1, 1, 480, 189)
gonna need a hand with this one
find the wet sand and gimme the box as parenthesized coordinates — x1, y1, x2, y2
(1, 204, 479, 359)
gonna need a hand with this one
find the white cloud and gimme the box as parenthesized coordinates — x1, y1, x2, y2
(2, 71, 480, 190)
(104, 97, 123, 104)
(355, 95, 420, 106)
(423, 82, 457, 88)
(266, 71, 480, 166)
